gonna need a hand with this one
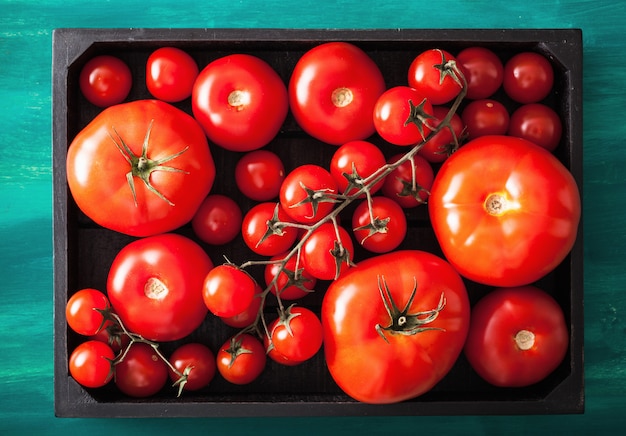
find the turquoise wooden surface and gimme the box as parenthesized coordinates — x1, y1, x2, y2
(1, 0, 625, 433)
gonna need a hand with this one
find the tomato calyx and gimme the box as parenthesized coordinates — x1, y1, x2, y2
(290, 182, 340, 220)
(276, 267, 316, 297)
(110, 120, 190, 207)
(375, 276, 447, 343)
(225, 335, 255, 368)
(433, 49, 463, 88)
(404, 98, 436, 140)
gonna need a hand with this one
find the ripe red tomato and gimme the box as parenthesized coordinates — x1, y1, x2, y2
(241, 202, 298, 256)
(168, 343, 216, 392)
(418, 105, 465, 163)
(265, 252, 317, 300)
(289, 42, 386, 145)
(191, 194, 242, 245)
(279, 164, 338, 224)
(461, 99, 510, 140)
(146, 47, 199, 102)
(381, 153, 434, 208)
(408, 49, 462, 105)
(220, 285, 264, 328)
(508, 103, 562, 152)
(429, 135, 581, 287)
(352, 196, 407, 253)
(107, 233, 213, 341)
(79, 55, 132, 107)
(329, 140, 386, 197)
(67, 99, 216, 237)
(302, 222, 354, 281)
(235, 150, 285, 201)
(268, 305, 323, 363)
(464, 286, 569, 387)
(322, 250, 470, 404)
(66, 288, 112, 336)
(216, 334, 266, 385)
(203, 264, 256, 318)
(455, 46, 504, 100)
(69, 340, 115, 388)
(264, 332, 303, 366)
(192, 54, 288, 152)
(114, 342, 169, 397)
(503, 52, 554, 104)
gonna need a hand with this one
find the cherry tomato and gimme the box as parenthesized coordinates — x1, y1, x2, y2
(381, 153, 434, 208)
(191, 194, 242, 245)
(107, 233, 213, 342)
(66, 288, 112, 336)
(302, 222, 354, 281)
(418, 106, 465, 163)
(322, 250, 470, 404)
(352, 196, 407, 253)
(216, 334, 266, 385)
(235, 150, 285, 201)
(146, 47, 199, 102)
(241, 202, 298, 256)
(456, 46, 504, 100)
(67, 99, 216, 237)
(464, 286, 569, 387)
(461, 99, 510, 140)
(508, 103, 562, 152)
(408, 49, 462, 105)
(279, 164, 338, 224)
(268, 305, 323, 363)
(203, 264, 256, 318)
(192, 54, 288, 152)
(220, 285, 264, 328)
(329, 140, 386, 197)
(114, 343, 169, 398)
(503, 52, 554, 104)
(429, 135, 581, 287)
(265, 252, 317, 300)
(373, 86, 434, 146)
(264, 331, 303, 366)
(79, 55, 132, 107)
(289, 42, 386, 145)
(168, 343, 216, 391)
(69, 340, 115, 388)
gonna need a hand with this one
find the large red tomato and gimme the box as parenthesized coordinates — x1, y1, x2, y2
(107, 233, 213, 342)
(66, 99, 215, 237)
(429, 135, 580, 287)
(322, 250, 470, 404)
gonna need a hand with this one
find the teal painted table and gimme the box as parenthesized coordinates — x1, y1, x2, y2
(1, 0, 624, 433)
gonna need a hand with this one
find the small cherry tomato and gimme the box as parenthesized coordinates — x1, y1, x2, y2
(418, 106, 465, 163)
(146, 47, 199, 102)
(241, 202, 298, 256)
(235, 150, 286, 201)
(279, 164, 338, 225)
(69, 340, 115, 388)
(352, 196, 407, 253)
(381, 153, 434, 208)
(503, 52, 554, 104)
(329, 140, 386, 197)
(216, 334, 266, 385)
(408, 49, 462, 105)
(203, 264, 256, 318)
(66, 288, 112, 336)
(456, 46, 504, 100)
(268, 305, 323, 363)
(265, 251, 317, 300)
(192, 194, 243, 245)
(220, 285, 264, 328)
(79, 55, 132, 107)
(508, 103, 562, 152)
(168, 343, 216, 391)
(114, 342, 169, 398)
(302, 222, 354, 281)
(461, 99, 510, 140)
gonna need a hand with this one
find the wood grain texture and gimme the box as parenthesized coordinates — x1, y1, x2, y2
(1, 0, 625, 433)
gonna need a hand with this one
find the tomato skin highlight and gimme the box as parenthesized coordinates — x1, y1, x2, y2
(429, 135, 580, 287)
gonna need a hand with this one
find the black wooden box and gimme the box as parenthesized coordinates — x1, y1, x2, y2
(53, 28, 583, 417)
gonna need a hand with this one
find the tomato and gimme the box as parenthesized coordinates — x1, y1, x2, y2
(67, 99, 215, 237)
(508, 103, 562, 152)
(373, 86, 434, 146)
(329, 140, 386, 197)
(220, 285, 264, 328)
(279, 164, 338, 224)
(146, 47, 199, 102)
(302, 222, 355, 281)
(352, 196, 407, 253)
(191, 194, 242, 245)
(192, 54, 288, 152)
(408, 49, 462, 105)
(381, 153, 434, 208)
(322, 250, 470, 404)
(461, 98, 510, 140)
(429, 135, 581, 287)
(235, 150, 285, 201)
(268, 305, 323, 363)
(69, 340, 115, 388)
(263, 332, 303, 366)
(289, 42, 386, 145)
(216, 334, 266, 385)
(503, 52, 554, 104)
(265, 251, 317, 300)
(168, 343, 216, 392)
(418, 106, 465, 163)
(455, 46, 504, 100)
(79, 55, 132, 107)
(203, 264, 256, 318)
(464, 286, 569, 387)
(107, 233, 213, 341)
(66, 288, 112, 336)
(114, 342, 169, 397)
(241, 202, 298, 256)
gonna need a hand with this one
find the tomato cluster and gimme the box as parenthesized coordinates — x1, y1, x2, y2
(65, 42, 580, 403)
